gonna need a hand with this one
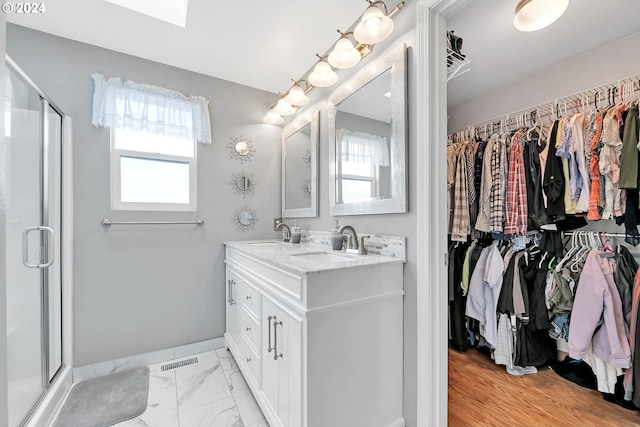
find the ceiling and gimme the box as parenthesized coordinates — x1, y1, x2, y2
(8, 0, 640, 109)
(6, 0, 373, 94)
(447, 0, 640, 108)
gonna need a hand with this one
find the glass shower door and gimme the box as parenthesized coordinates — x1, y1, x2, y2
(5, 64, 62, 427)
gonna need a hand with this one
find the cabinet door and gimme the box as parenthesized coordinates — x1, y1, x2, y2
(262, 295, 303, 427)
(262, 296, 280, 419)
(225, 269, 242, 346)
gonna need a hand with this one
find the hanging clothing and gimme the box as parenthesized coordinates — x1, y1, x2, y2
(569, 250, 631, 369)
(505, 131, 528, 236)
(465, 241, 504, 349)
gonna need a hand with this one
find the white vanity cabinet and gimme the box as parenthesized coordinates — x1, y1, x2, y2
(224, 241, 405, 427)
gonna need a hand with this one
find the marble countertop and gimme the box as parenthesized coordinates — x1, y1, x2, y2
(224, 240, 405, 274)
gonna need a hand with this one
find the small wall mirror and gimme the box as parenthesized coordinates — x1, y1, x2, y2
(230, 171, 256, 197)
(234, 206, 257, 229)
(228, 136, 255, 162)
(282, 109, 319, 217)
(329, 43, 407, 215)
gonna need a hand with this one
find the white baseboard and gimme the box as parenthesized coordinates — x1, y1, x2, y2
(73, 337, 225, 382)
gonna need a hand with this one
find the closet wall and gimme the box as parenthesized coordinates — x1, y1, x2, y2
(6, 24, 283, 368)
(448, 32, 640, 131)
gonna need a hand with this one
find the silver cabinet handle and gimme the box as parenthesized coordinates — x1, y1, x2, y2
(227, 279, 235, 305)
(246, 327, 251, 331)
(246, 295, 252, 300)
(273, 319, 283, 360)
(267, 316, 275, 353)
(22, 226, 54, 269)
(246, 357, 252, 363)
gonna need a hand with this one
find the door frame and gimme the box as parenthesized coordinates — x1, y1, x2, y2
(415, 1, 470, 426)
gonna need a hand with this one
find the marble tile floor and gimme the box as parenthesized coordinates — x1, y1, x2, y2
(108, 348, 268, 427)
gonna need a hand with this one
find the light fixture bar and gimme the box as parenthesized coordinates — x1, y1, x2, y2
(263, 0, 405, 125)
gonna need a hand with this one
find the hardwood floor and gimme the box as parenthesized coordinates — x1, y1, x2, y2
(448, 348, 640, 426)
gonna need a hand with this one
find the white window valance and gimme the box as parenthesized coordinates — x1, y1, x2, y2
(338, 129, 390, 167)
(91, 73, 212, 144)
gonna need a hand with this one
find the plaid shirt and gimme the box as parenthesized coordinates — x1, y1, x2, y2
(475, 139, 495, 232)
(490, 136, 504, 233)
(451, 145, 471, 241)
(505, 130, 528, 236)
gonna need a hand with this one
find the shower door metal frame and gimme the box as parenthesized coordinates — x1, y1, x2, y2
(6, 54, 66, 427)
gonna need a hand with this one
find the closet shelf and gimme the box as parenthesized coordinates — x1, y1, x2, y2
(447, 47, 470, 82)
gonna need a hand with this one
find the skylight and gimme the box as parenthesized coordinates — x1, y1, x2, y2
(104, 0, 188, 28)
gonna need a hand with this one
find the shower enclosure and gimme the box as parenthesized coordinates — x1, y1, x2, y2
(5, 56, 70, 427)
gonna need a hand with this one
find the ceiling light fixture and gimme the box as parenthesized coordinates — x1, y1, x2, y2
(513, 0, 569, 32)
(354, 1, 395, 45)
(263, 0, 404, 126)
(328, 31, 362, 69)
(308, 56, 339, 88)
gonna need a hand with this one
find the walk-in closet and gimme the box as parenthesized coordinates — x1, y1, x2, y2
(446, 0, 640, 425)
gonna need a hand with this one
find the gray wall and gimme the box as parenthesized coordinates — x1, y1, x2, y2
(7, 24, 282, 367)
(280, 4, 418, 426)
(448, 32, 640, 131)
(1, 13, 9, 427)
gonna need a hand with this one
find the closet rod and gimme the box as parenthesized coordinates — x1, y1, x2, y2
(561, 231, 627, 238)
(449, 72, 640, 138)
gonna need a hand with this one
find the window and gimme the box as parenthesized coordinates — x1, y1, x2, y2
(341, 160, 376, 202)
(91, 73, 211, 212)
(111, 127, 197, 211)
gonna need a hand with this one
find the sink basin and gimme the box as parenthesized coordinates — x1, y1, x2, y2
(246, 241, 283, 247)
(291, 251, 354, 263)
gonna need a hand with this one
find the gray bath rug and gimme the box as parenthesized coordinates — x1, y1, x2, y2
(53, 367, 149, 427)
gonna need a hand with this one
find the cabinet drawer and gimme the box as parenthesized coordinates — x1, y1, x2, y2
(243, 281, 261, 318)
(240, 334, 261, 387)
(241, 307, 261, 353)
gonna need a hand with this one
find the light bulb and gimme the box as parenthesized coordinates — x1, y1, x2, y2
(514, 0, 569, 32)
(354, 5, 394, 45)
(273, 98, 296, 116)
(263, 108, 284, 125)
(308, 60, 338, 88)
(285, 83, 310, 106)
(328, 37, 362, 69)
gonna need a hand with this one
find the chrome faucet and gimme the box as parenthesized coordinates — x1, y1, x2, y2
(338, 225, 359, 251)
(276, 222, 291, 242)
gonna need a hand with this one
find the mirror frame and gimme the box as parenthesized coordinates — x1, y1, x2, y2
(282, 109, 319, 218)
(328, 43, 407, 216)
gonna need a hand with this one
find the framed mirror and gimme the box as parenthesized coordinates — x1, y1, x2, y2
(328, 43, 407, 216)
(282, 109, 319, 217)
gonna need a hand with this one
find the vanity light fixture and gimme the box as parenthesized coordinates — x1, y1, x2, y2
(262, 0, 404, 126)
(308, 56, 339, 88)
(354, 1, 395, 45)
(513, 0, 569, 32)
(328, 31, 362, 69)
(273, 96, 297, 116)
(263, 106, 284, 125)
(284, 80, 310, 106)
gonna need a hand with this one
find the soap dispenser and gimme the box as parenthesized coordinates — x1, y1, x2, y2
(290, 220, 301, 244)
(330, 220, 343, 250)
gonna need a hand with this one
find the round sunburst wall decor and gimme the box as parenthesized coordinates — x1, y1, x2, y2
(228, 136, 255, 163)
(233, 206, 258, 230)
(230, 171, 256, 197)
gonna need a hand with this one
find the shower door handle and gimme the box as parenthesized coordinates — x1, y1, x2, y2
(22, 226, 55, 269)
